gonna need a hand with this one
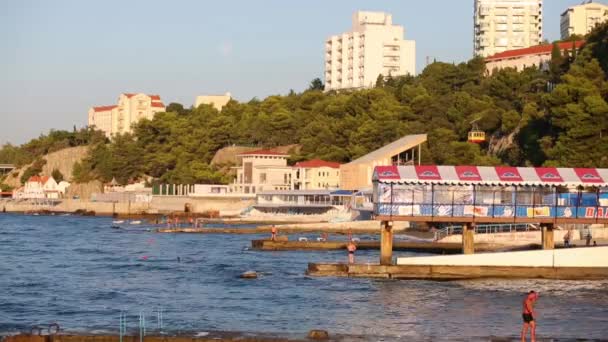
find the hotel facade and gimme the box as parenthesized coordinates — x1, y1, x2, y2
(88, 93, 166, 138)
(324, 11, 416, 91)
(474, 0, 543, 57)
(560, 1, 608, 39)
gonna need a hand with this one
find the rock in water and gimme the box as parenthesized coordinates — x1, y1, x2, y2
(240, 271, 258, 279)
(307, 329, 329, 340)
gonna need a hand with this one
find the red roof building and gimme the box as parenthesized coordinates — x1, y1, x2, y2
(88, 93, 166, 138)
(485, 40, 585, 73)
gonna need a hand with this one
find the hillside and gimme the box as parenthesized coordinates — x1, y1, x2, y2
(2, 23, 608, 186)
(2, 145, 90, 188)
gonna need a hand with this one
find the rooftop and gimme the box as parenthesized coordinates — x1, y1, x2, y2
(92, 105, 117, 112)
(373, 165, 608, 187)
(346, 134, 427, 165)
(486, 41, 585, 61)
(295, 159, 341, 169)
(238, 149, 289, 157)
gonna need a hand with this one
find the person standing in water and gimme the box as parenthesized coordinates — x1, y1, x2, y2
(271, 225, 278, 241)
(521, 291, 539, 342)
(347, 241, 356, 264)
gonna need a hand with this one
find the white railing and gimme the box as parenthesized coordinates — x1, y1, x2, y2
(434, 223, 537, 241)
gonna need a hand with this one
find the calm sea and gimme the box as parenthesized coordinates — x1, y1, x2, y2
(1, 214, 607, 341)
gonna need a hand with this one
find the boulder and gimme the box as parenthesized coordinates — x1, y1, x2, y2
(307, 329, 329, 340)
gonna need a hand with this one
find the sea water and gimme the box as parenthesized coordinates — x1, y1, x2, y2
(1, 213, 607, 340)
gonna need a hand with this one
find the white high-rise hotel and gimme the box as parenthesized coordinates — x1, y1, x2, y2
(324, 11, 416, 91)
(474, 0, 543, 57)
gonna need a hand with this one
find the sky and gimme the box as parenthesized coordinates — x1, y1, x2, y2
(0, 0, 585, 145)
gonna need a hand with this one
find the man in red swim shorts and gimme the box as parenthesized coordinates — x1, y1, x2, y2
(521, 290, 539, 342)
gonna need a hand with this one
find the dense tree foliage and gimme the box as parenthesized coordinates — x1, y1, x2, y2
(2, 24, 607, 186)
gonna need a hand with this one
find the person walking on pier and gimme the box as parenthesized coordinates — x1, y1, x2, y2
(521, 290, 539, 342)
(347, 241, 356, 264)
(586, 230, 593, 246)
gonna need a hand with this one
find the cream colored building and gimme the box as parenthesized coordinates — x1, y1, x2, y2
(340, 134, 427, 191)
(485, 40, 584, 73)
(88, 93, 166, 137)
(195, 92, 232, 111)
(474, 0, 543, 57)
(292, 159, 341, 190)
(324, 11, 416, 91)
(560, 1, 608, 39)
(232, 150, 293, 194)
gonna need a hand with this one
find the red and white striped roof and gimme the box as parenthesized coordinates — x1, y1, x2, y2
(373, 165, 608, 186)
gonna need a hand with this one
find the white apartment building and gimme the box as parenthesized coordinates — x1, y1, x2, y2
(88, 93, 166, 138)
(324, 11, 416, 91)
(292, 159, 341, 190)
(231, 150, 293, 194)
(195, 92, 232, 111)
(474, 0, 543, 57)
(560, 1, 608, 39)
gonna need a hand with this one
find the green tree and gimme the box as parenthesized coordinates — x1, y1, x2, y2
(308, 78, 324, 91)
(51, 168, 64, 182)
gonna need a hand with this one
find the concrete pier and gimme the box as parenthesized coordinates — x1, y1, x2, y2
(251, 239, 505, 253)
(307, 246, 608, 280)
(306, 262, 608, 280)
(157, 226, 405, 235)
(462, 223, 475, 254)
(542, 224, 555, 250)
(380, 221, 393, 265)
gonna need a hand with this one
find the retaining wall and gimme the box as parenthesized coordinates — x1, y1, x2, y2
(396, 246, 608, 267)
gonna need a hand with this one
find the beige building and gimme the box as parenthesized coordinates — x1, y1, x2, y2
(485, 40, 585, 73)
(88, 93, 166, 137)
(292, 159, 341, 190)
(340, 134, 427, 191)
(195, 92, 232, 111)
(324, 11, 416, 91)
(474, 0, 543, 57)
(560, 1, 608, 39)
(231, 150, 293, 194)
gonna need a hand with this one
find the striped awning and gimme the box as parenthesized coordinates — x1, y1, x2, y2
(373, 165, 608, 187)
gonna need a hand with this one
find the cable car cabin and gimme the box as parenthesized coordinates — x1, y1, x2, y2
(468, 131, 486, 143)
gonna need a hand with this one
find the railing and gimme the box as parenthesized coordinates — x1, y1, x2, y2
(434, 223, 536, 241)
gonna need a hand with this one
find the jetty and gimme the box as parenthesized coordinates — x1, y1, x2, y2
(305, 165, 608, 280)
(307, 246, 608, 280)
(251, 239, 510, 253)
(156, 225, 409, 235)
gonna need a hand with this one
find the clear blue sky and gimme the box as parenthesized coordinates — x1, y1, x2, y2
(0, 0, 584, 145)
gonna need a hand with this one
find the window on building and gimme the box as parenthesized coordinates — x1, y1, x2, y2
(260, 173, 267, 184)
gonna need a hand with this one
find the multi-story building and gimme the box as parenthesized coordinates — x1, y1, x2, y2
(292, 159, 341, 190)
(231, 150, 293, 194)
(474, 0, 543, 57)
(88, 93, 166, 138)
(485, 40, 585, 73)
(324, 11, 416, 91)
(560, 1, 608, 39)
(195, 92, 232, 111)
